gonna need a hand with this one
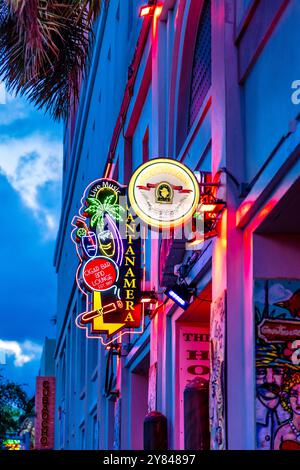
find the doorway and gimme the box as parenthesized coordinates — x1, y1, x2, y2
(175, 283, 211, 449)
(129, 351, 150, 449)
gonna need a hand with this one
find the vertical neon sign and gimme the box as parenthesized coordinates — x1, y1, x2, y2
(71, 179, 143, 345)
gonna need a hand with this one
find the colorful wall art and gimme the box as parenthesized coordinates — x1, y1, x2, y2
(255, 279, 300, 450)
(210, 291, 226, 450)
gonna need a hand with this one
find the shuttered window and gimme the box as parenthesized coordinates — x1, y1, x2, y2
(188, 0, 211, 130)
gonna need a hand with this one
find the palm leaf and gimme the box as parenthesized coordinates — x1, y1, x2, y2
(83, 206, 97, 216)
(0, 0, 108, 120)
(91, 213, 100, 228)
(87, 197, 101, 206)
(104, 194, 117, 205)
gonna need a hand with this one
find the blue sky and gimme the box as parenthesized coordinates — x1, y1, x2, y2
(0, 86, 62, 396)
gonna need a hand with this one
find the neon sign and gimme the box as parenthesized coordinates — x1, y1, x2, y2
(128, 158, 200, 229)
(71, 179, 143, 345)
(3, 438, 21, 450)
(82, 256, 119, 291)
(35, 377, 55, 450)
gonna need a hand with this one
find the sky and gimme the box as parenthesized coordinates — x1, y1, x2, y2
(0, 85, 63, 396)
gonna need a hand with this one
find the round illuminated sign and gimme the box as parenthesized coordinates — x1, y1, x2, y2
(82, 256, 118, 292)
(128, 158, 199, 228)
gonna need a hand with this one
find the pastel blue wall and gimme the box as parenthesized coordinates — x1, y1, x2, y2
(236, 0, 254, 25)
(54, 0, 146, 450)
(56, 0, 144, 338)
(243, 1, 300, 182)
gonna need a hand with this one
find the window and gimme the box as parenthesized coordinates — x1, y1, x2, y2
(128, 1, 133, 38)
(188, 0, 211, 130)
(116, 1, 120, 21)
(59, 405, 65, 449)
(79, 329, 86, 391)
(61, 351, 66, 399)
(92, 414, 99, 449)
(113, 157, 119, 181)
(80, 426, 85, 450)
(78, 299, 86, 391)
(90, 340, 98, 373)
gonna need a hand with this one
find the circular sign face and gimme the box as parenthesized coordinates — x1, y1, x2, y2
(82, 256, 118, 292)
(128, 158, 199, 228)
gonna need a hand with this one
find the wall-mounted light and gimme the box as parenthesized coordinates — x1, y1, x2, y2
(186, 232, 204, 251)
(189, 171, 226, 245)
(139, 4, 156, 18)
(105, 342, 122, 356)
(197, 190, 226, 213)
(165, 284, 193, 310)
(140, 290, 158, 304)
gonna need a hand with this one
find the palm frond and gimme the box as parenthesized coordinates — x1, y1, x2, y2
(87, 197, 101, 206)
(0, 0, 107, 120)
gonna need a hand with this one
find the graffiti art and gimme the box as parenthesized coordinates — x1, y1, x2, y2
(255, 279, 300, 450)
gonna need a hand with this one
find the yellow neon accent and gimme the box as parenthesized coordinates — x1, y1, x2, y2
(128, 158, 200, 229)
(92, 291, 125, 336)
(99, 240, 115, 257)
(97, 187, 118, 203)
(93, 291, 102, 310)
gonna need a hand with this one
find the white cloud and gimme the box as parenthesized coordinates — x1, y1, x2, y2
(0, 81, 6, 105)
(0, 93, 30, 123)
(0, 339, 42, 367)
(0, 133, 63, 238)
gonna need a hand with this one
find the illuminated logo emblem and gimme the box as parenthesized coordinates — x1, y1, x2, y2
(155, 182, 173, 204)
(128, 158, 199, 229)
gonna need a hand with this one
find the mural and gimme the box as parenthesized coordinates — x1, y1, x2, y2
(148, 363, 157, 413)
(210, 291, 226, 450)
(255, 279, 300, 450)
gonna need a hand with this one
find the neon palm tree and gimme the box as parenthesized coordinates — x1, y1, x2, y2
(84, 195, 125, 233)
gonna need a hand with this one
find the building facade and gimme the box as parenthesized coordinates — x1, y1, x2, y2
(54, 0, 300, 450)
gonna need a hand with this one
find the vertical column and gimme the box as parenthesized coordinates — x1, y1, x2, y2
(152, 6, 166, 159)
(150, 6, 167, 438)
(211, 0, 251, 449)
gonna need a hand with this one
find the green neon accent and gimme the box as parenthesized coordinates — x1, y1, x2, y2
(85, 195, 125, 232)
(76, 228, 87, 238)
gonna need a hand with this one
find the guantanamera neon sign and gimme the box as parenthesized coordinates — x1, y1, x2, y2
(71, 178, 143, 345)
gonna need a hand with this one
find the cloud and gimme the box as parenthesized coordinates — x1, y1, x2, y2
(0, 339, 42, 367)
(0, 133, 62, 238)
(0, 92, 30, 123)
(0, 81, 6, 105)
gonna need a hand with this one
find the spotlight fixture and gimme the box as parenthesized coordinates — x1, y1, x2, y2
(139, 4, 156, 18)
(140, 290, 158, 304)
(105, 343, 122, 356)
(197, 193, 226, 214)
(165, 284, 193, 310)
(189, 171, 226, 244)
(185, 218, 205, 251)
(186, 232, 205, 250)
